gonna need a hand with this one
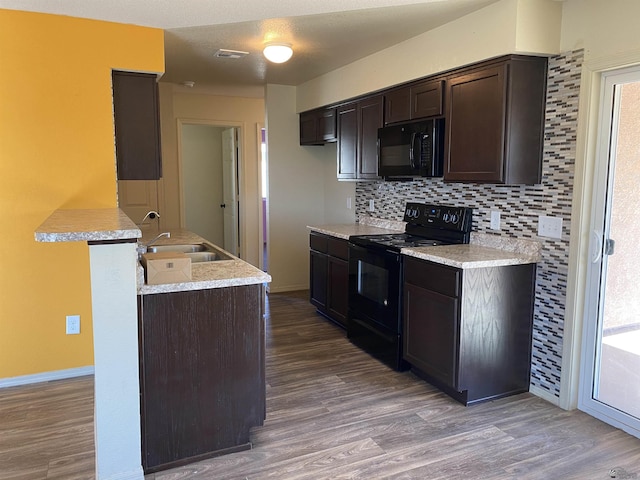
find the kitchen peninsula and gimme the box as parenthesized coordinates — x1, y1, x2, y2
(35, 209, 271, 478)
(136, 228, 271, 473)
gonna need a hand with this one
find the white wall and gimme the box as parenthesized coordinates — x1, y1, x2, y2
(561, 0, 640, 62)
(296, 0, 562, 111)
(265, 85, 342, 291)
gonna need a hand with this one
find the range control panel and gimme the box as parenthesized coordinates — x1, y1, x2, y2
(403, 202, 472, 232)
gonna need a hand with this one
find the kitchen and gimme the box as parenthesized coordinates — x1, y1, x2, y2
(2, 0, 640, 479)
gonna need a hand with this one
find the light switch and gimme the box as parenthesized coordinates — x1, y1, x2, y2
(490, 211, 501, 230)
(538, 215, 563, 239)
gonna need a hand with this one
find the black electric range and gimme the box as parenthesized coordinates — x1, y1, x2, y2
(347, 203, 473, 370)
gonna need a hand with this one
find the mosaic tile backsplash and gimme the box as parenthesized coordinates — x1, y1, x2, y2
(355, 50, 583, 398)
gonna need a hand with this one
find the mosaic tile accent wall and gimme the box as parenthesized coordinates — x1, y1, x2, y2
(355, 50, 583, 398)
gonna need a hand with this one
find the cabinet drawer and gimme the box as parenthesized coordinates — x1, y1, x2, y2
(327, 237, 349, 260)
(310, 232, 328, 253)
(404, 257, 460, 297)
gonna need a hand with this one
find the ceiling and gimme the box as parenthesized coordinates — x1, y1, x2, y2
(0, 0, 500, 87)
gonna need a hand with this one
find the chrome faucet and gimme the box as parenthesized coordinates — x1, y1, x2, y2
(139, 210, 160, 225)
(137, 231, 170, 257)
(145, 231, 170, 247)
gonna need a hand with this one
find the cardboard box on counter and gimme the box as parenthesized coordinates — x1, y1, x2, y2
(141, 251, 192, 285)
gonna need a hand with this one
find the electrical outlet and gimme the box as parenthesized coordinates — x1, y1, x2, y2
(368, 199, 375, 212)
(538, 215, 563, 239)
(347, 197, 352, 209)
(490, 211, 501, 230)
(66, 315, 80, 335)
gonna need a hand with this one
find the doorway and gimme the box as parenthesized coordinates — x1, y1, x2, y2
(579, 66, 640, 438)
(180, 123, 240, 256)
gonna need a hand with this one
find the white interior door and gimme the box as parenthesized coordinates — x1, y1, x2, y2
(579, 66, 640, 439)
(117, 180, 159, 230)
(222, 127, 239, 256)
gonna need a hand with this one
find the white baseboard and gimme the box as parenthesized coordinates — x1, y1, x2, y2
(530, 384, 561, 407)
(0, 366, 94, 389)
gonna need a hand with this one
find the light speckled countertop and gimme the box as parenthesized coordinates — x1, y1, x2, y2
(307, 221, 541, 269)
(35, 208, 141, 242)
(137, 229, 271, 295)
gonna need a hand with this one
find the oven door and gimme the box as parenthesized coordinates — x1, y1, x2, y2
(348, 243, 402, 334)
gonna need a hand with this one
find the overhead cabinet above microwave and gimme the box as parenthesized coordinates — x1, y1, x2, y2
(384, 78, 444, 125)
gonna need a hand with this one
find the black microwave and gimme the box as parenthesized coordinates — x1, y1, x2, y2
(377, 119, 444, 178)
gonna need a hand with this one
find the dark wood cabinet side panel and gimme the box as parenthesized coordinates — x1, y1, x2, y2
(321, 108, 337, 142)
(458, 265, 535, 400)
(113, 71, 161, 180)
(504, 57, 547, 184)
(140, 286, 262, 471)
(403, 284, 459, 388)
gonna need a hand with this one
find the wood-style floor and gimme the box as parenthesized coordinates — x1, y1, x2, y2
(2, 290, 640, 479)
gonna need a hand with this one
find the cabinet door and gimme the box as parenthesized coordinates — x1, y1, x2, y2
(327, 256, 348, 327)
(358, 95, 383, 179)
(444, 64, 506, 183)
(337, 103, 358, 179)
(411, 79, 444, 119)
(299, 110, 320, 145)
(310, 249, 328, 310)
(384, 87, 411, 125)
(403, 283, 459, 388)
(112, 71, 162, 180)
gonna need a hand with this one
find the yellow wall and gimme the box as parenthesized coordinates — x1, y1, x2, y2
(0, 9, 164, 379)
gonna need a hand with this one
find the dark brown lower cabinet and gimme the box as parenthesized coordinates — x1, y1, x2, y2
(138, 285, 265, 473)
(403, 256, 535, 405)
(309, 232, 349, 328)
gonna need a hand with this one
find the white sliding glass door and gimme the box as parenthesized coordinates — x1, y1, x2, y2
(579, 66, 640, 438)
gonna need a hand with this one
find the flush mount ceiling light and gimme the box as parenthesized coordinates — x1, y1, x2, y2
(263, 43, 293, 64)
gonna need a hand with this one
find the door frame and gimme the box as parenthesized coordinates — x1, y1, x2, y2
(561, 52, 640, 415)
(576, 65, 640, 437)
(176, 118, 244, 256)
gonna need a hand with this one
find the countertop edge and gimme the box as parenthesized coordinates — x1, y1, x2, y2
(35, 208, 141, 243)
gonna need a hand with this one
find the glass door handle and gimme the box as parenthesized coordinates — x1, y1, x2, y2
(591, 230, 603, 263)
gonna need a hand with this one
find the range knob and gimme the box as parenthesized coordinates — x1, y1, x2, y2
(442, 213, 451, 222)
(450, 213, 459, 224)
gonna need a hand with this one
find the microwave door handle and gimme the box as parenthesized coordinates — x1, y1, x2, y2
(409, 132, 417, 169)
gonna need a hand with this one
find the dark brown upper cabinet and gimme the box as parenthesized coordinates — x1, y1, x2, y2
(337, 95, 383, 180)
(444, 55, 547, 184)
(112, 71, 162, 180)
(299, 108, 337, 145)
(384, 79, 444, 125)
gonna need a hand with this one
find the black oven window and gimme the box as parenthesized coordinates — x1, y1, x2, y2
(357, 260, 388, 306)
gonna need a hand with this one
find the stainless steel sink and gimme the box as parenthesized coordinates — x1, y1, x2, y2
(145, 243, 233, 262)
(147, 244, 207, 253)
